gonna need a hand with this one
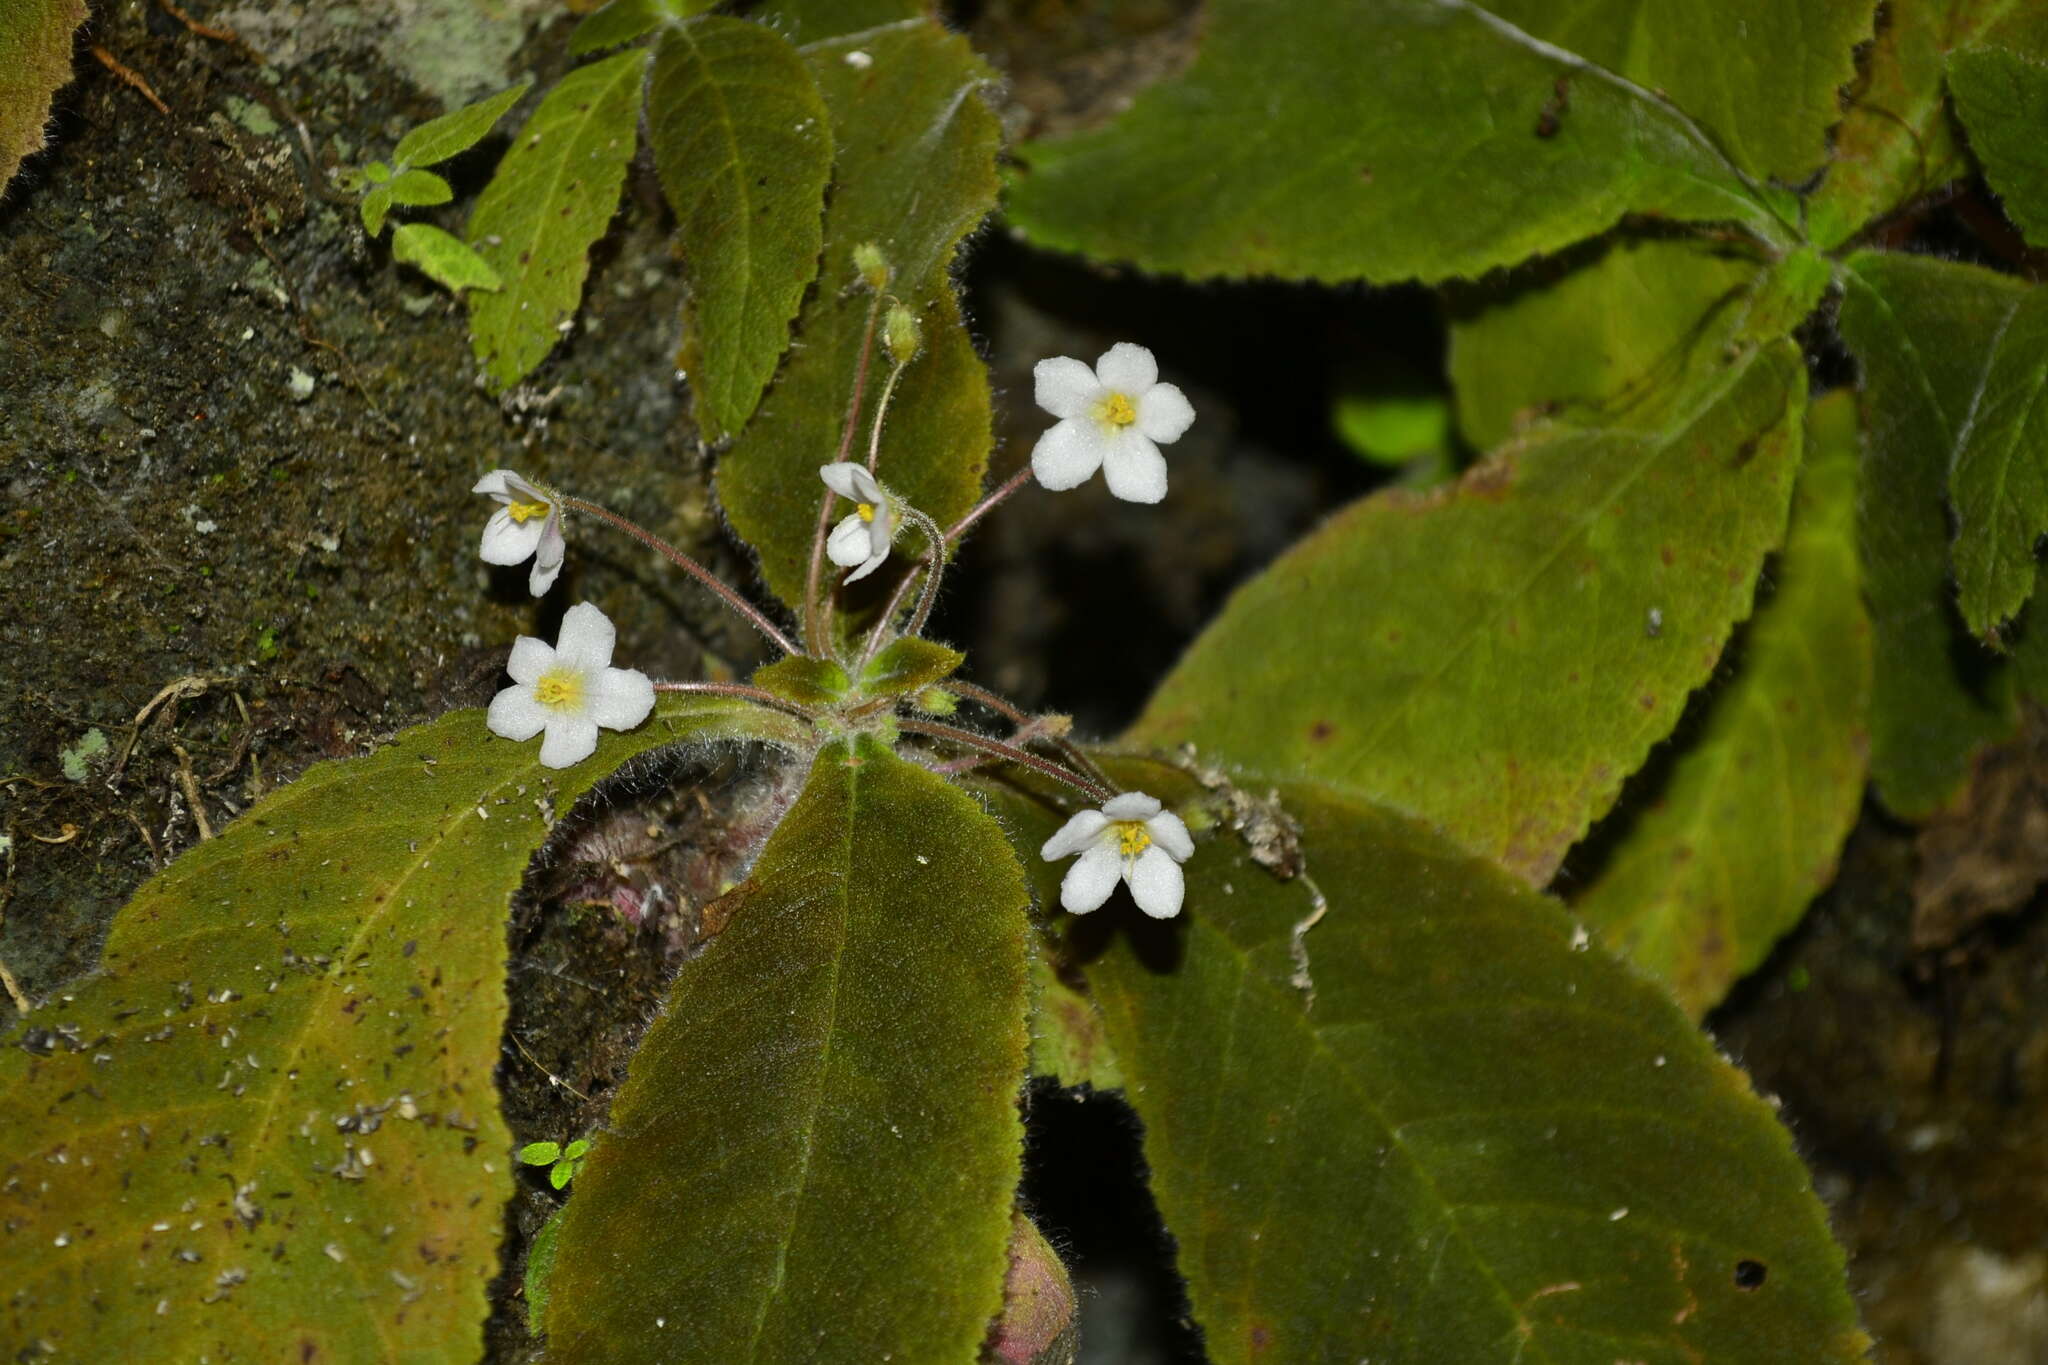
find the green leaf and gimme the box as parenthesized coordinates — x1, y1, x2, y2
(565, 1138, 591, 1160)
(393, 222, 505, 294)
(1572, 389, 1872, 1019)
(385, 167, 454, 208)
(761, 0, 924, 42)
(0, 0, 85, 195)
(860, 637, 963, 697)
(715, 18, 1001, 609)
(360, 183, 396, 237)
(1950, 12, 2048, 247)
(752, 653, 849, 706)
(570, 0, 717, 56)
(984, 763, 1869, 1365)
(1007, 0, 1813, 285)
(1808, 1, 2008, 247)
(1026, 935, 1123, 1091)
(542, 737, 1030, 1361)
(393, 77, 532, 168)
(1131, 341, 1805, 884)
(364, 160, 393, 183)
(466, 49, 649, 391)
(1449, 238, 1762, 452)
(1837, 250, 2028, 814)
(525, 1204, 567, 1333)
(550, 1162, 573, 1190)
(647, 16, 832, 438)
(0, 697, 803, 1361)
(522, 1140, 565, 1165)
(1332, 389, 1450, 468)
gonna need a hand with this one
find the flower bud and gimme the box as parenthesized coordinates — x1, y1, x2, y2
(883, 304, 922, 367)
(852, 241, 890, 290)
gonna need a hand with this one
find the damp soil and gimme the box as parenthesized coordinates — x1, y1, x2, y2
(2, 2, 2020, 1362)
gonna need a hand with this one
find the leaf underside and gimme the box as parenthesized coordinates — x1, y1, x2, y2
(542, 737, 1030, 1363)
(984, 762, 1870, 1365)
(1131, 341, 1806, 885)
(0, 699, 804, 1361)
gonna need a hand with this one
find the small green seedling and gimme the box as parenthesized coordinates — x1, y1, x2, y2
(518, 1137, 592, 1190)
(335, 78, 530, 294)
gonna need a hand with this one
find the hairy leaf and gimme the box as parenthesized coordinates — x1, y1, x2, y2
(647, 16, 831, 438)
(1811, 0, 2028, 247)
(1449, 238, 1764, 451)
(1950, 11, 2048, 247)
(466, 49, 648, 391)
(1837, 251, 2031, 814)
(1007, 0, 1808, 285)
(1572, 390, 1871, 1018)
(570, 0, 716, 56)
(393, 222, 504, 294)
(860, 637, 963, 696)
(1132, 342, 1805, 885)
(716, 18, 1000, 608)
(0, 698, 804, 1361)
(393, 77, 532, 169)
(763, 0, 925, 42)
(986, 763, 1869, 1365)
(0, 0, 85, 195)
(542, 737, 1029, 1362)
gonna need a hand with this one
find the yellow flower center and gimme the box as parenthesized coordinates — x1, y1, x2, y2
(1094, 391, 1138, 428)
(534, 668, 582, 709)
(857, 502, 876, 523)
(507, 498, 551, 525)
(1113, 820, 1152, 858)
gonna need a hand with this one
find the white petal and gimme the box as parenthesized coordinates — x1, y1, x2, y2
(487, 685, 548, 742)
(819, 462, 866, 500)
(1041, 809, 1110, 860)
(845, 545, 890, 583)
(1030, 418, 1107, 491)
(1094, 342, 1157, 394)
(1136, 382, 1195, 444)
(472, 469, 515, 498)
(1145, 810, 1194, 861)
(538, 716, 600, 769)
(554, 602, 616, 670)
(505, 635, 554, 685)
(1033, 356, 1100, 419)
(480, 508, 543, 565)
(827, 515, 872, 567)
(1060, 843, 1123, 914)
(1125, 846, 1185, 919)
(1101, 433, 1168, 504)
(528, 515, 568, 594)
(588, 666, 655, 730)
(1101, 792, 1161, 820)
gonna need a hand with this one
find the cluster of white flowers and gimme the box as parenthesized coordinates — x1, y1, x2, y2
(470, 340, 1201, 915)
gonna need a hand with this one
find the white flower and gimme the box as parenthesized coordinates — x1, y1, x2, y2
(474, 469, 566, 597)
(1039, 791, 1194, 919)
(1029, 343, 1195, 504)
(487, 602, 654, 769)
(819, 462, 895, 583)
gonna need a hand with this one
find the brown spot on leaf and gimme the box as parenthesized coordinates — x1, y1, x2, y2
(1640, 694, 1656, 710)
(1660, 544, 1675, 566)
(1309, 720, 1336, 744)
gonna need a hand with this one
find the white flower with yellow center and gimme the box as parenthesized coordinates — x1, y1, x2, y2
(1039, 791, 1194, 919)
(1029, 343, 1195, 504)
(474, 469, 567, 597)
(819, 462, 896, 583)
(487, 602, 654, 769)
